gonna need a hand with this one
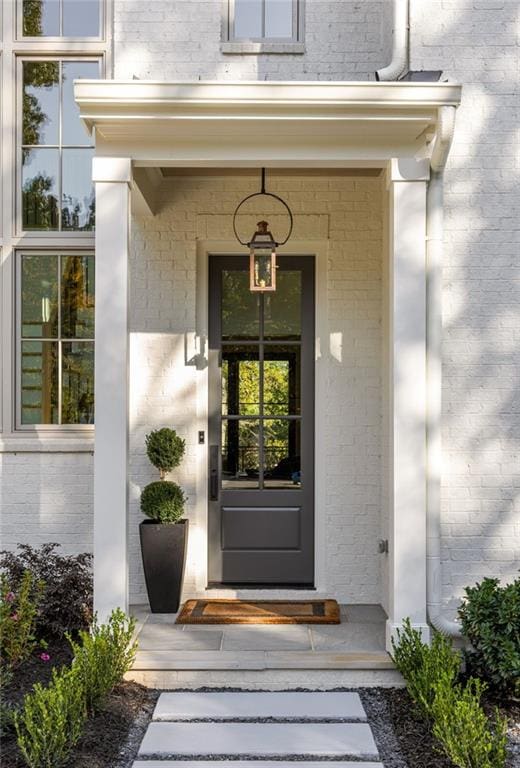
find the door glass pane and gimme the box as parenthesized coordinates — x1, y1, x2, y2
(23, 61, 60, 145)
(222, 345, 260, 416)
(21, 254, 59, 338)
(61, 148, 95, 231)
(264, 270, 301, 339)
(264, 419, 301, 488)
(62, 61, 99, 144)
(63, 0, 100, 36)
(22, 148, 60, 230)
(265, 0, 293, 38)
(23, 0, 60, 36)
(234, 0, 263, 38)
(222, 270, 259, 340)
(222, 419, 259, 489)
(21, 340, 59, 424)
(61, 255, 95, 338)
(264, 345, 300, 415)
(62, 342, 94, 423)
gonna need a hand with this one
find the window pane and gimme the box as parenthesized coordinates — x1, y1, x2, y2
(23, 61, 60, 145)
(265, 0, 293, 38)
(63, 0, 100, 36)
(234, 0, 263, 38)
(61, 148, 95, 230)
(222, 270, 259, 340)
(21, 255, 59, 338)
(222, 345, 260, 416)
(222, 419, 260, 489)
(264, 419, 301, 488)
(62, 342, 94, 424)
(22, 148, 60, 230)
(264, 271, 301, 339)
(62, 61, 98, 145)
(264, 346, 301, 415)
(23, 0, 60, 36)
(61, 255, 95, 338)
(21, 340, 59, 424)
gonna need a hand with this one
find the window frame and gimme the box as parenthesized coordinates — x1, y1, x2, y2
(223, 0, 305, 52)
(16, 54, 103, 238)
(16, 0, 105, 42)
(15, 248, 95, 432)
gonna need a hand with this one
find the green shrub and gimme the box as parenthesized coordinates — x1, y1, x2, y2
(391, 618, 461, 719)
(15, 665, 86, 768)
(67, 608, 137, 712)
(458, 576, 520, 696)
(141, 480, 186, 523)
(0, 571, 44, 668)
(146, 427, 185, 478)
(432, 673, 507, 768)
(0, 543, 92, 638)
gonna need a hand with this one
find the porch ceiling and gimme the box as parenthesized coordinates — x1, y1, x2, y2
(74, 80, 462, 167)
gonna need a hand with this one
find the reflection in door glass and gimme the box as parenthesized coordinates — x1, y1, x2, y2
(263, 419, 301, 488)
(264, 271, 301, 339)
(222, 345, 260, 416)
(222, 270, 259, 340)
(264, 346, 301, 415)
(221, 419, 260, 489)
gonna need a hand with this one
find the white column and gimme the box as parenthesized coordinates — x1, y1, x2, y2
(92, 157, 132, 621)
(385, 158, 431, 650)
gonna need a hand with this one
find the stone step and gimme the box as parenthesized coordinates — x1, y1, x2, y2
(138, 721, 379, 758)
(153, 691, 366, 721)
(133, 762, 383, 768)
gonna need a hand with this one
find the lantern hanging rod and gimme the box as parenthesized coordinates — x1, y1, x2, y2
(232, 168, 293, 248)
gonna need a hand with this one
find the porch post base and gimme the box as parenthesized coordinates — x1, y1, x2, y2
(386, 620, 431, 653)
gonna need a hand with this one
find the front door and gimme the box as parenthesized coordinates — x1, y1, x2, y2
(208, 255, 315, 586)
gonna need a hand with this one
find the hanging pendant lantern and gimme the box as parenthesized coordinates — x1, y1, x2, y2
(233, 169, 293, 292)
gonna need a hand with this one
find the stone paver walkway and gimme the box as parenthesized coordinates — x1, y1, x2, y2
(132, 691, 383, 766)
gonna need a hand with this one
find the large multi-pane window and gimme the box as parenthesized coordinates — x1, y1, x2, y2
(21, 0, 101, 38)
(21, 58, 100, 232)
(229, 0, 302, 42)
(18, 253, 95, 426)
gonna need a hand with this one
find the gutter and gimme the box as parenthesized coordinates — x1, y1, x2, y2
(376, 0, 409, 81)
(426, 105, 462, 637)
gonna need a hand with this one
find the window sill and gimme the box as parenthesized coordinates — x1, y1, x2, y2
(221, 42, 305, 55)
(0, 434, 94, 453)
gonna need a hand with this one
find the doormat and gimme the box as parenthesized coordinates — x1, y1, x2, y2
(176, 599, 341, 625)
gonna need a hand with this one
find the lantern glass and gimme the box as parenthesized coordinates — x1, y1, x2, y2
(250, 247, 276, 292)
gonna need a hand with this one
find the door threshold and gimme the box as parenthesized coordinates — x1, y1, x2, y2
(207, 583, 316, 590)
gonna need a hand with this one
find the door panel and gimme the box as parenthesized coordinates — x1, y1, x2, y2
(208, 255, 315, 586)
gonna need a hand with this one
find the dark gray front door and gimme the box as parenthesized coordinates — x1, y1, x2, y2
(208, 255, 315, 586)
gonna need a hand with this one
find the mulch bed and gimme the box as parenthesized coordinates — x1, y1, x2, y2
(1, 637, 157, 768)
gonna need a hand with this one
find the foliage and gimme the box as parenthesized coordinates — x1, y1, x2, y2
(141, 480, 186, 523)
(391, 618, 461, 719)
(67, 609, 137, 712)
(22, 0, 43, 36)
(458, 576, 520, 696)
(0, 571, 44, 668)
(0, 664, 15, 736)
(15, 665, 87, 768)
(145, 427, 186, 478)
(0, 543, 93, 639)
(432, 674, 507, 768)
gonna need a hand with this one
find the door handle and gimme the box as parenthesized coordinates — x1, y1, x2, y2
(209, 445, 219, 501)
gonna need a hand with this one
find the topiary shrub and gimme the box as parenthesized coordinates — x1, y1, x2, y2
(141, 480, 186, 524)
(458, 575, 520, 697)
(145, 428, 185, 479)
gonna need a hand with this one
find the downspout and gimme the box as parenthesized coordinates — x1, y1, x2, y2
(376, 0, 409, 81)
(426, 105, 462, 637)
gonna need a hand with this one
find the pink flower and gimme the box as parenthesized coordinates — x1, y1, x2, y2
(39, 652, 51, 662)
(11, 613, 19, 621)
(5, 592, 15, 603)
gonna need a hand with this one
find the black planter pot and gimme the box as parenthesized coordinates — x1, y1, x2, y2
(139, 519, 189, 613)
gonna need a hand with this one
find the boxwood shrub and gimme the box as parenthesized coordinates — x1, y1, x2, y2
(141, 480, 186, 523)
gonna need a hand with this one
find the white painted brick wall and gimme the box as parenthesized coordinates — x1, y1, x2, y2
(128, 173, 383, 604)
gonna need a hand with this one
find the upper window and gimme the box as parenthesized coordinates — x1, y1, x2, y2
(229, 0, 302, 43)
(21, 58, 100, 232)
(22, 0, 101, 38)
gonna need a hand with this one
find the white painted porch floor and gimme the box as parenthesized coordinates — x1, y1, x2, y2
(132, 691, 383, 766)
(130, 604, 393, 671)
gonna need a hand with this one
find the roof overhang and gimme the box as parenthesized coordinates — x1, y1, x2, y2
(74, 80, 462, 168)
